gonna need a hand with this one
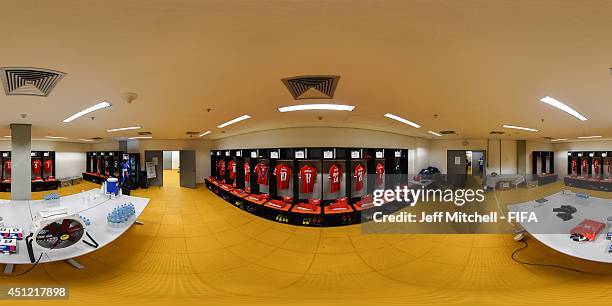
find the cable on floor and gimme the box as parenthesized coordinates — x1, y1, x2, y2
(511, 238, 612, 276)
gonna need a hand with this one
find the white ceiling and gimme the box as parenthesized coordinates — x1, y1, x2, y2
(0, 1, 610, 143)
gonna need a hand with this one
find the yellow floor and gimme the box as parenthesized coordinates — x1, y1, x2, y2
(2, 170, 612, 305)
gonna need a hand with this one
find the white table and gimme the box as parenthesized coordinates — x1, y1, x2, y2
(485, 174, 525, 189)
(508, 191, 612, 263)
(0, 189, 149, 270)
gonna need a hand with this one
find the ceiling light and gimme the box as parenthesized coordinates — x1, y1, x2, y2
(78, 139, 94, 142)
(502, 125, 539, 132)
(578, 135, 602, 139)
(4, 136, 10, 138)
(428, 131, 442, 137)
(551, 138, 567, 142)
(62, 101, 111, 123)
(107, 126, 141, 132)
(128, 136, 152, 139)
(540, 96, 587, 121)
(384, 113, 421, 128)
(278, 104, 355, 112)
(45, 136, 68, 139)
(217, 115, 251, 128)
(199, 131, 211, 137)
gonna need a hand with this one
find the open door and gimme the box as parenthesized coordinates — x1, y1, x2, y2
(179, 150, 197, 188)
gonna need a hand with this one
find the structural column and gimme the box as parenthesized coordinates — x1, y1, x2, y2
(10, 124, 31, 200)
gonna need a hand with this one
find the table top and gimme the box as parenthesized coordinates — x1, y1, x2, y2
(508, 191, 612, 263)
(485, 174, 525, 188)
(0, 189, 149, 265)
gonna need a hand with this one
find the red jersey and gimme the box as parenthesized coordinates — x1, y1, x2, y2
(218, 159, 226, 176)
(228, 160, 237, 179)
(254, 161, 269, 185)
(299, 165, 318, 193)
(273, 163, 293, 190)
(44, 159, 53, 175)
(4, 160, 10, 174)
(328, 164, 342, 193)
(375, 162, 385, 187)
(354, 163, 366, 191)
(32, 159, 42, 176)
(244, 162, 250, 182)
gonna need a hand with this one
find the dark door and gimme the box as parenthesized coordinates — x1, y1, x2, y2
(179, 150, 197, 188)
(447, 150, 467, 188)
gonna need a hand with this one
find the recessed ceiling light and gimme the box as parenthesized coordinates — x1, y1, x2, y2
(578, 135, 602, 139)
(128, 136, 152, 139)
(199, 131, 211, 137)
(45, 136, 68, 139)
(540, 96, 587, 121)
(384, 113, 421, 128)
(78, 139, 94, 142)
(502, 125, 540, 132)
(428, 131, 442, 137)
(107, 126, 141, 132)
(62, 101, 111, 123)
(551, 138, 568, 141)
(278, 104, 355, 112)
(217, 115, 251, 128)
(4, 136, 10, 138)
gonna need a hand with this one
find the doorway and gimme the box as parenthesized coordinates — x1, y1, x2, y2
(163, 151, 180, 186)
(447, 150, 486, 188)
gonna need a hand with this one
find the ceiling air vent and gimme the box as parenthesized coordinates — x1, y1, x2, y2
(281, 75, 340, 100)
(185, 132, 200, 137)
(490, 131, 505, 135)
(138, 131, 152, 136)
(0, 67, 66, 97)
(439, 130, 456, 135)
(91, 137, 103, 140)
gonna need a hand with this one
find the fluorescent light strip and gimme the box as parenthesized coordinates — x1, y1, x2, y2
(540, 96, 587, 121)
(79, 139, 94, 142)
(217, 115, 251, 128)
(107, 126, 141, 132)
(199, 131, 211, 137)
(4, 136, 10, 138)
(62, 101, 112, 123)
(278, 104, 355, 112)
(428, 131, 442, 137)
(45, 136, 68, 139)
(551, 138, 567, 142)
(128, 136, 152, 139)
(502, 125, 540, 132)
(384, 113, 421, 128)
(578, 135, 602, 139)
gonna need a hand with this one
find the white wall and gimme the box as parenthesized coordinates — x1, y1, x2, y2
(55, 152, 87, 179)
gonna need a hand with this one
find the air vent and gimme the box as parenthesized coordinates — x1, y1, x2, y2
(490, 131, 505, 135)
(542, 137, 553, 140)
(0, 67, 66, 97)
(439, 130, 456, 135)
(91, 137, 103, 140)
(281, 75, 340, 100)
(185, 132, 200, 136)
(138, 131, 152, 136)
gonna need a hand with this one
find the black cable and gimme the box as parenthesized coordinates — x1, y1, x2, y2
(511, 238, 612, 276)
(0, 252, 44, 277)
